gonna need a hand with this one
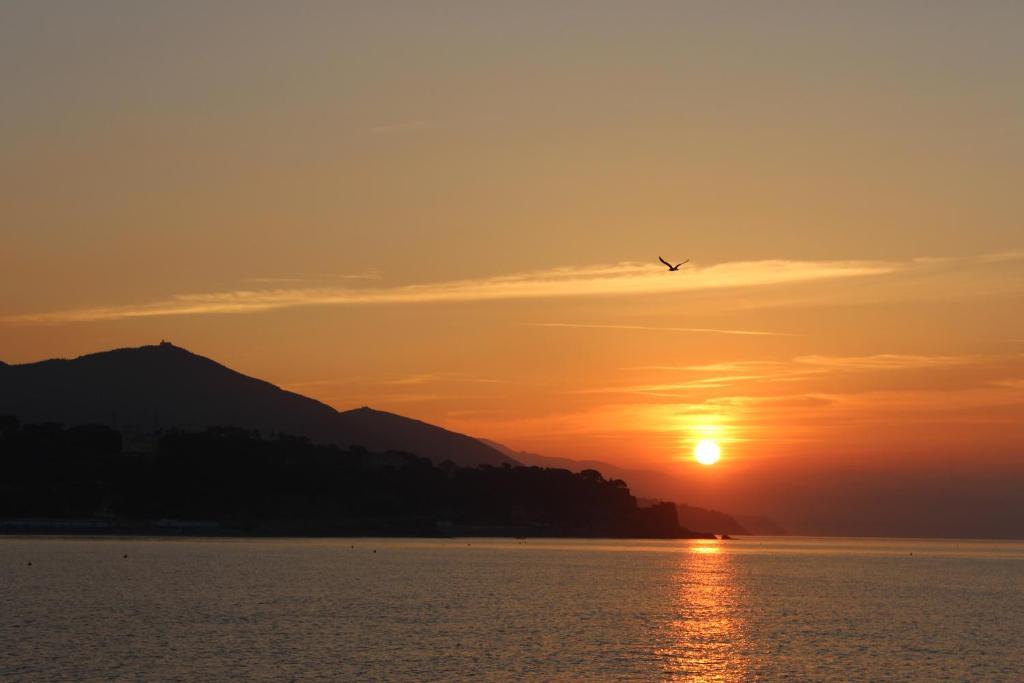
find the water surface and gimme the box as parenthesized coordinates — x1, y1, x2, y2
(2, 536, 1022, 681)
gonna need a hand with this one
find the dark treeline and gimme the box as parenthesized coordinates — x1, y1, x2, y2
(0, 417, 709, 538)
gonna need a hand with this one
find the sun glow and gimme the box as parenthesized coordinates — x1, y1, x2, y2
(694, 440, 721, 466)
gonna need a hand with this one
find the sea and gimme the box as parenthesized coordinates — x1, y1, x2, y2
(2, 536, 1022, 681)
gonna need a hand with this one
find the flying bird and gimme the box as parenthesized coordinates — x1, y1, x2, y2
(659, 256, 689, 271)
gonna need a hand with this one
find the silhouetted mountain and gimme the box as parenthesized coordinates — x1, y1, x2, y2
(0, 343, 517, 468)
(332, 407, 514, 468)
(483, 439, 786, 535)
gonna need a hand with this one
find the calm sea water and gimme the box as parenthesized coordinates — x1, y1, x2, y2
(2, 536, 1022, 681)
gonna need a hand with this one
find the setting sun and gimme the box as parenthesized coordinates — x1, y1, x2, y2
(694, 440, 722, 466)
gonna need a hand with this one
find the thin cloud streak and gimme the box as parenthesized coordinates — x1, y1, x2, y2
(385, 373, 513, 386)
(241, 271, 381, 285)
(599, 353, 1009, 397)
(530, 323, 794, 337)
(794, 354, 976, 370)
(3, 257, 897, 325)
(636, 354, 986, 374)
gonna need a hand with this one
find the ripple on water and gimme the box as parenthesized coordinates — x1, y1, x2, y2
(1, 536, 1022, 681)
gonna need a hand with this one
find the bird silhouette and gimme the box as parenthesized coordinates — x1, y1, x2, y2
(659, 256, 689, 271)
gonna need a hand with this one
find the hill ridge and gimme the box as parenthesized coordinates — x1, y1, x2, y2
(0, 342, 516, 468)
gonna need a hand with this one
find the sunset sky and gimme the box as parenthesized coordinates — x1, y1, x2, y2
(3, 2, 1022, 532)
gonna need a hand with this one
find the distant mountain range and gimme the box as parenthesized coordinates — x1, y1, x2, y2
(0, 342, 517, 469)
(0, 342, 784, 535)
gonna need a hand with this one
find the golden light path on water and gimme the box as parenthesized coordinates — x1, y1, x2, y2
(655, 541, 750, 681)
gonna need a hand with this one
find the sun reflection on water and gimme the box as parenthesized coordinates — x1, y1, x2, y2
(689, 540, 722, 555)
(654, 542, 749, 681)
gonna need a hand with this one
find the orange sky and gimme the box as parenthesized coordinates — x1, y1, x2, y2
(2, 2, 1023, 530)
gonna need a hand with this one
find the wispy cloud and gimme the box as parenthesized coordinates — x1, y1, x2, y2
(724, 251, 1024, 313)
(2, 257, 897, 325)
(241, 270, 381, 285)
(529, 323, 793, 337)
(385, 373, 512, 386)
(641, 354, 982, 374)
(445, 408, 514, 418)
(597, 353, 1004, 398)
(644, 361, 792, 373)
(707, 394, 835, 409)
(241, 277, 309, 285)
(793, 354, 976, 370)
(977, 249, 1024, 264)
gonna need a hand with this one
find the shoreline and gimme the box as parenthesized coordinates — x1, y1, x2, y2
(0, 519, 718, 541)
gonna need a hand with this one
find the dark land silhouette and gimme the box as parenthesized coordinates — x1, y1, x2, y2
(0, 417, 711, 538)
(483, 439, 786, 535)
(0, 342, 776, 536)
(0, 342, 516, 468)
